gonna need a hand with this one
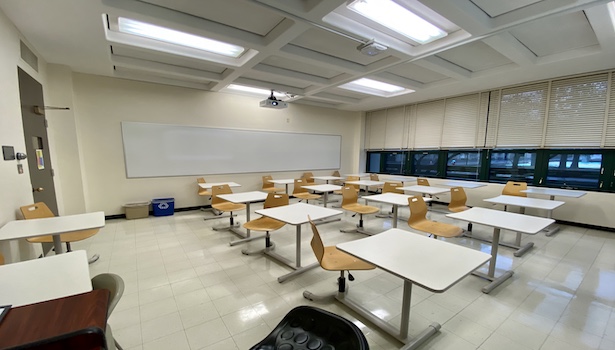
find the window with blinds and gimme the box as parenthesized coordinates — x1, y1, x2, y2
(545, 74, 608, 147)
(605, 73, 615, 147)
(441, 94, 480, 148)
(365, 110, 387, 149)
(496, 83, 548, 147)
(413, 100, 445, 149)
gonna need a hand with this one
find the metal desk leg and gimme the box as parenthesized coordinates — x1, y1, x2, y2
(471, 227, 514, 293)
(229, 203, 263, 246)
(52, 235, 64, 254)
(273, 224, 320, 283)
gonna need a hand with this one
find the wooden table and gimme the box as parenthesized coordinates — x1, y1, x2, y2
(521, 187, 587, 235)
(0, 212, 105, 255)
(253, 203, 342, 283)
(0, 250, 92, 306)
(483, 195, 565, 255)
(447, 207, 554, 293)
(216, 191, 269, 246)
(332, 229, 491, 349)
(0, 290, 109, 349)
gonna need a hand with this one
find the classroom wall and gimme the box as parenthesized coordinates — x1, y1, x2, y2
(60, 73, 362, 215)
(0, 9, 47, 261)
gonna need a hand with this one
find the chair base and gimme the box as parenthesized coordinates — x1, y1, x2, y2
(201, 207, 237, 221)
(88, 254, 100, 264)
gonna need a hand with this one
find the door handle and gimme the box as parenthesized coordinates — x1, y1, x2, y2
(33, 187, 44, 192)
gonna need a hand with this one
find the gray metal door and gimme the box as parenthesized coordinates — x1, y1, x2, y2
(18, 67, 58, 215)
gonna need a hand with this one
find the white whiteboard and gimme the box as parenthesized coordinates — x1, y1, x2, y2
(121, 122, 342, 178)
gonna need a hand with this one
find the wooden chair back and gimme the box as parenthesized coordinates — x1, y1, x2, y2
(502, 181, 527, 197)
(302, 172, 315, 184)
(407, 196, 428, 226)
(417, 178, 430, 186)
(293, 179, 309, 195)
(264, 193, 289, 209)
(262, 175, 275, 190)
(341, 186, 359, 206)
(332, 170, 341, 177)
(308, 217, 325, 265)
(0, 253, 4, 265)
(382, 182, 403, 194)
(449, 187, 467, 209)
(369, 174, 379, 181)
(197, 177, 211, 196)
(345, 176, 360, 191)
(211, 184, 233, 205)
(20, 202, 55, 219)
(332, 170, 343, 185)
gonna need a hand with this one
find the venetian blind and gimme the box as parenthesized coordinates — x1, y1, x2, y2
(545, 73, 608, 147)
(384, 106, 406, 149)
(413, 100, 445, 149)
(496, 83, 548, 147)
(484, 90, 500, 148)
(404, 104, 417, 149)
(441, 94, 480, 148)
(365, 109, 387, 149)
(604, 73, 615, 147)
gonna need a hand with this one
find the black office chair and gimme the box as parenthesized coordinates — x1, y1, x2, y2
(250, 306, 369, 350)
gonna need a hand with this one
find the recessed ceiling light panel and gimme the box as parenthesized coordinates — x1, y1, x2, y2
(118, 17, 245, 58)
(339, 78, 414, 97)
(347, 0, 447, 44)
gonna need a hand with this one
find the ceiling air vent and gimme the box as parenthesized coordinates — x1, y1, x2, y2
(20, 41, 38, 72)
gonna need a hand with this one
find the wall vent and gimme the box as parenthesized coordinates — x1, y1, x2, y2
(20, 41, 38, 72)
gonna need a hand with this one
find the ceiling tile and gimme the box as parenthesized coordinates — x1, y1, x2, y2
(239, 71, 312, 89)
(471, 0, 543, 17)
(436, 41, 513, 72)
(385, 62, 449, 84)
(112, 46, 227, 74)
(260, 55, 341, 79)
(510, 11, 599, 57)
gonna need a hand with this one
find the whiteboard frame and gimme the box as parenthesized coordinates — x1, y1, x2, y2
(121, 122, 342, 178)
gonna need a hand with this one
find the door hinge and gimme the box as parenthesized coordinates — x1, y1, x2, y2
(44, 118, 48, 128)
(50, 168, 54, 177)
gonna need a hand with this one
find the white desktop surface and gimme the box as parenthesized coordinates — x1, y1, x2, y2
(441, 181, 487, 189)
(447, 207, 555, 234)
(217, 191, 268, 203)
(301, 184, 342, 192)
(397, 185, 449, 195)
(269, 179, 296, 185)
(312, 176, 344, 182)
(484, 195, 565, 211)
(337, 229, 491, 292)
(344, 173, 370, 178)
(363, 193, 431, 206)
(521, 188, 587, 198)
(0, 211, 105, 241)
(380, 176, 417, 183)
(256, 203, 342, 225)
(198, 182, 241, 189)
(0, 250, 92, 307)
(345, 180, 385, 186)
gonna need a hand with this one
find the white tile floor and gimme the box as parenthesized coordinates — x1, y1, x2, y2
(75, 198, 615, 350)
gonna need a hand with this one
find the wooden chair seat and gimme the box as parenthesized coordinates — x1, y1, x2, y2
(212, 202, 246, 212)
(25, 228, 99, 244)
(341, 202, 379, 215)
(262, 187, 285, 193)
(320, 246, 375, 271)
(448, 205, 470, 213)
(409, 220, 463, 238)
(408, 196, 463, 239)
(293, 192, 321, 201)
(243, 216, 285, 231)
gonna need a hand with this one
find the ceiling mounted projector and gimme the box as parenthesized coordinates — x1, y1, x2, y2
(260, 90, 288, 109)
(357, 40, 387, 56)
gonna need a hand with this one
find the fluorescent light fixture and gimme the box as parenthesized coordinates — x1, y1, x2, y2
(225, 84, 287, 99)
(118, 17, 245, 58)
(347, 0, 447, 44)
(339, 78, 414, 97)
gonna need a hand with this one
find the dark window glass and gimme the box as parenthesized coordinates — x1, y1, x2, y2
(489, 151, 536, 183)
(412, 152, 439, 176)
(383, 152, 405, 174)
(367, 153, 381, 173)
(545, 152, 602, 189)
(446, 151, 481, 180)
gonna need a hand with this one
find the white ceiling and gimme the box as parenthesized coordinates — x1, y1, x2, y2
(1, 0, 614, 112)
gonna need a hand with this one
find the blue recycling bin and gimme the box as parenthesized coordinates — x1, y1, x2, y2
(152, 198, 174, 216)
